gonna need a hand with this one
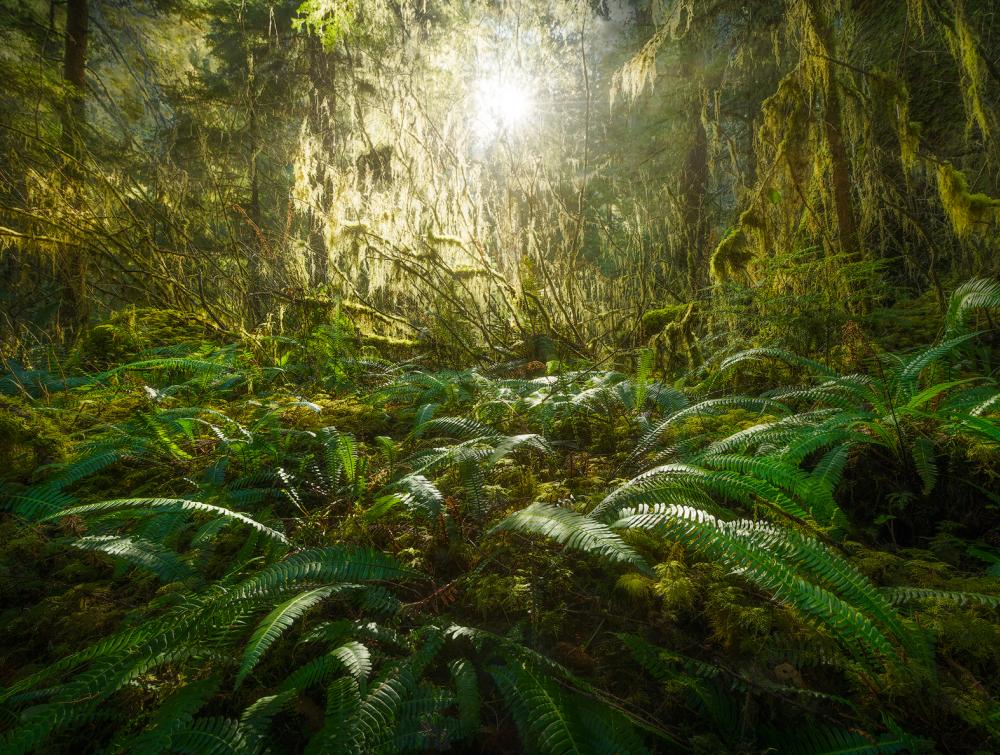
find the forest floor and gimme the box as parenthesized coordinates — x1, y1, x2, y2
(1, 288, 1000, 753)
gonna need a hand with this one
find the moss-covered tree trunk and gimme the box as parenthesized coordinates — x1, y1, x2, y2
(678, 42, 720, 295)
(680, 95, 710, 293)
(823, 76, 859, 259)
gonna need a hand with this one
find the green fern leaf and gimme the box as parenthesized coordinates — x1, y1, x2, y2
(944, 278, 1000, 337)
(41, 498, 289, 544)
(72, 535, 194, 583)
(167, 716, 249, 755)
(332, 641, 372, 682)
(491, 502, 651, 574)
(236, 586, 337, 687)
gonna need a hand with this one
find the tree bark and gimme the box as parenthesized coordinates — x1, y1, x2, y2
(61, 0, 89, 325)
(823, 77, 859, 258)
(62, 0, 87, 150)
(679, 97, 710, 293)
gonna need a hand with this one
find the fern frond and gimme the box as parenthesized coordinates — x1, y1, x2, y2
(240, 690, 297, 748)
(944, 277, 1000, 337)
(386, 474, 443, 519)
(332, 641, 372, 681)
(449, 659, 480, 738)
(72, 535, 194, 583)
(416, 416, 499, 441)
(167, 716, 249, 755)
(236, 586, 337, 687)
(124, 675, 221, 753)
(633, 349, 654, 411)
(896, 333, 980, 399)
(881, 587, 1000, 608)
(489, 662, 587, 755)
(1, 484, 76, 520)
(235, 547, 424, 603)
(42, 498, 289, 544)
(613, 505, 907, 668)
(765, 722, 922, 754)
(487, 433, 552, 465)
(491, 502, 651, 574)
(910, 437, 938, 495)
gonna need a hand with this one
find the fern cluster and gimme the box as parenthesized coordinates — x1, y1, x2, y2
(0, 279, 998, 752)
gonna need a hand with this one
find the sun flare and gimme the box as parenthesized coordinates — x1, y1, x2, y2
(472, 75, 535, 141)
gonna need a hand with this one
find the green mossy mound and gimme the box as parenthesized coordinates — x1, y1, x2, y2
(282, 393, 393, 438)
(76, 308, 220, 369)
(0, 396, 66, 482)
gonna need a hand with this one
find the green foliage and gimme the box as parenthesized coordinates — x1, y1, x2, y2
(491, 501, 652, 574)
(0, 278, 998, 752)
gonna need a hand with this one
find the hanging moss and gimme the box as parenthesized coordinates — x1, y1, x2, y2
(871, 71, 921, 171)
(710, 227, 751, 282)
(649, 302, 700, 373)
(944, 5, 991, 138)
(936, 162, 1000, 237)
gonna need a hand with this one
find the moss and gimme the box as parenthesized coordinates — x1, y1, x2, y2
(76, 307, 218, 369)
(640, 303, 691, 338)
(451, 266, 488, 280)
(283, 394, 391, 437)
(0, 396, 67, 481)
(710, 205, 764, 283)
(467, 573, 532, 619)
(709, 228, 750, 282)
(649, 302, 700, 374)
(359, 333, 421, 360)
(533, 481, 573, 504)
(936, 162, 1000, 237)
(704, 583, 774, 653)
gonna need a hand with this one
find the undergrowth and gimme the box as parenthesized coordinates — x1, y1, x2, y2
(0, 280, 998, 753)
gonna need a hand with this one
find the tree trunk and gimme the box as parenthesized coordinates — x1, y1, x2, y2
(679, 100, 710, 293)
(678, 44, 720, 295)
(823, 79, 859, 258)
(804, 0, 859, 259)
(62, 0, 87, 150)
(307, 38, 331, 288)
(61, 0, 88, 326)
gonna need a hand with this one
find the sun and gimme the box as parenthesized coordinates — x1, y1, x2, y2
(472, 74, 535, 142)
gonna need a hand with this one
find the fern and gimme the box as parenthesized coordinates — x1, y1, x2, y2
(167, 716, 250, 755)
(122, 675, 222, 752)
(491, 502, 652, 574)
(41, 498, 289, 544)
(236, 586, 338, 687)
(943, 277, 1000, 337)
(612, 505, 914, 669)
(765, 722, 925, 754)
(71, 535, 194, 583)
(489, 662, 588, 755)
(633, 348, 654, 411)
(449, 659, 480, 738)
(880, 587, 1000, 608)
